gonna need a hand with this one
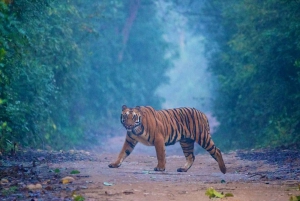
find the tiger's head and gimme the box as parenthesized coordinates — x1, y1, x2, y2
(120, 105, 144, 135)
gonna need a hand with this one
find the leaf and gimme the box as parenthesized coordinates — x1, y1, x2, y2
(290, 195, 300, 201)
(73, 194, 85, 201)
(70, 170, 80, 174)
(26, 184, 42, 190)
(1, 186, 18, 196)
(205, 187, 224, 198)
(103, 182, 113, 186)
(54, 168, 60, 173)
(0, 178, 9, 185)
(61, 176, 75, 184)
(225, 193, 234, 197)
(205, 187, 234, 199)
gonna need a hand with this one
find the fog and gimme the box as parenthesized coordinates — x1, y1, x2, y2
(156, 34, 219, 133)
(103, 2, 217, 155)
(4, 0, 296, 153)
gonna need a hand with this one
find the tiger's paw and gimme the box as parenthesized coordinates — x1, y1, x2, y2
(108, 163, 121, 168)
(154, 167, 165, 171)
(177, 167, 188, 172)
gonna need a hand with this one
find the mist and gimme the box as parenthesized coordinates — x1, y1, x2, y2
(102, 1, 218, 155)
(2, 0, 299, 153)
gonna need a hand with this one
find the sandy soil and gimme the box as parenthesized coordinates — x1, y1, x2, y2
(50, 151, 300, 201)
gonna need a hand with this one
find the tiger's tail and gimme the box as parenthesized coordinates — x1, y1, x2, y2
(198, 114, 226, 174)
(202, 142, 226, 174)
(213, 147, 226, 174)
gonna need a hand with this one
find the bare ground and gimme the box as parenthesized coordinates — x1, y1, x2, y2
(1, 148, 300, 201)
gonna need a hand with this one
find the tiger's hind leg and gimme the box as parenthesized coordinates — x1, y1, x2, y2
(177, 139, 195, 172)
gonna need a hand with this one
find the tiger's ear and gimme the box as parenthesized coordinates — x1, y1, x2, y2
(135, 106, 141, 111)
(122, 105, 127, 111)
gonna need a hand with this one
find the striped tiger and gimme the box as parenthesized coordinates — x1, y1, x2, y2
(108, 105, 226, 174)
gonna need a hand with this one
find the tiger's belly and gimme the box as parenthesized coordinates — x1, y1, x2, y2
(131, 133, 154, 146)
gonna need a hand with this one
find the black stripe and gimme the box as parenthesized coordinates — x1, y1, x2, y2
(195, 110, 201, 141)
(189, 108, 197, 140)
(197, 112, 202, 145)
(177, 108, 186, 125)
(202, 131, 207, 148)
(126, 139, 135, 149)
(183, 108, 191, 133)
(207, 144, 215, 152)
(166, 127, 178, 146)
(125, 150, 131, 156)
(204, 138, 211, 149)
(127, 133, 135, 141)
(166, 125, 173, 145)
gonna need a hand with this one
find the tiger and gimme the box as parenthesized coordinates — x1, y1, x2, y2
(108, 105, 226, 174)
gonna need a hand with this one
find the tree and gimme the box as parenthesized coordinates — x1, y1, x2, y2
(0, 0, 173, 151)
(197, 0, 300, 149)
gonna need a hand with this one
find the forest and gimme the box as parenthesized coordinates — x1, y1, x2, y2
(0, 0, 299, 152)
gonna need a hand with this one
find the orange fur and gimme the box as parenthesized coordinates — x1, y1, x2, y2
(109, 105, 226, 174)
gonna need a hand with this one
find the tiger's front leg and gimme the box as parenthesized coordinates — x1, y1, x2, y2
(153, 134, 166, 171)
(108, 133, 138, 168)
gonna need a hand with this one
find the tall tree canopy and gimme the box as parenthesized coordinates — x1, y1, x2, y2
(0, 0, 172, 151)
(178, 0, 300, 149)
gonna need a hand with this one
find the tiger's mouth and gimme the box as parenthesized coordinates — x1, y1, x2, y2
(123, 124, 144, 136)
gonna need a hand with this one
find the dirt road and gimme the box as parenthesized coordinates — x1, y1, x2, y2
(50, 150, 300, 201)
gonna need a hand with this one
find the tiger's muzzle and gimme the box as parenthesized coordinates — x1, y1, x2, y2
(122, 122, 144, 135)
(121, 112, 143, 135)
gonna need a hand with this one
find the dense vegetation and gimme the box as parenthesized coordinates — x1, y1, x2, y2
(1, 0, 299, 152)
(0, 0, 172, 151)
(179, 0, 300, 150)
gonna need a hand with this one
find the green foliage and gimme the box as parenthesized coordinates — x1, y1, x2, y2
(73, 194, 85, 201)
(290, 195, 300, 201)
(0, 0, 172, 151)
(205, 187, 233, 199)
(196, 0, 300, 149)
(70, 170, 80, 174)
(54, 168, 60, 174)
(1, 186, 18, 196)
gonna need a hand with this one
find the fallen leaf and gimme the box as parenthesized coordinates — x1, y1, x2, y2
(72, 192, 85, 201)
(1, 178, 9, 185)
(205, 187, 224, 198)
(54, 168, 60, 173)
(103, 182, 113, 186)
(290, 195, 300, 201)
(61, 176, 75, 184)
(205, 187, 234, 199)
(225, 192, 234, 197)
(1, 186, 18, 195)
(26, 183, 42, 190)
(70, 170, 80, 174)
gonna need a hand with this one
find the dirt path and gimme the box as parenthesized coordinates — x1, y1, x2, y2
(49, 151, 300, 201)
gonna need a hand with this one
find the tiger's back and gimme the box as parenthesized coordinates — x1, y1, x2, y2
(155, 107, 211, 147)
